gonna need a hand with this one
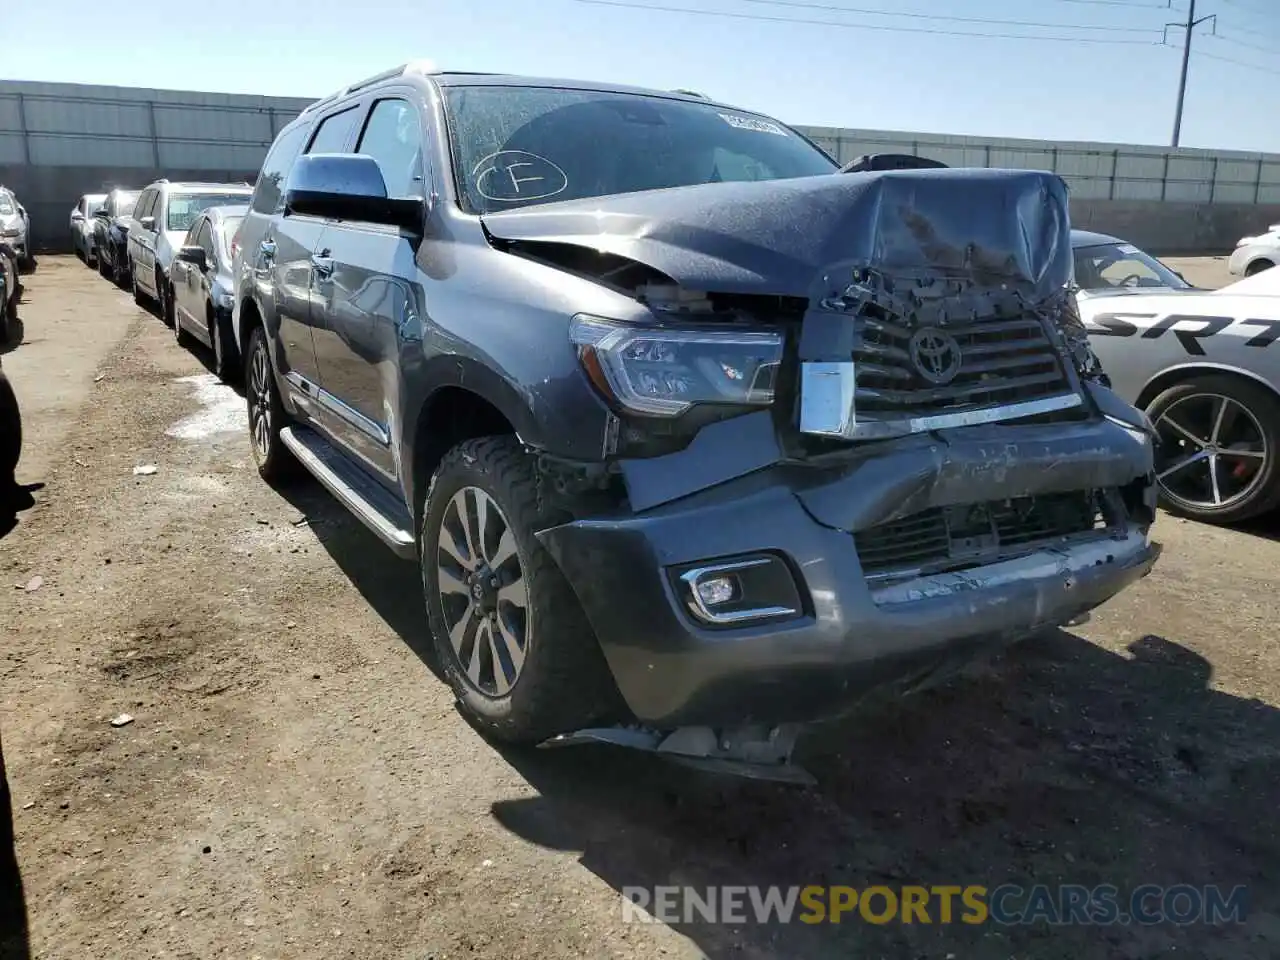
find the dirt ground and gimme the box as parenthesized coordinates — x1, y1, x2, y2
(1, 255, 1277, 960)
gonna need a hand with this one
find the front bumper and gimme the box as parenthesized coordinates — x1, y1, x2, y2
(539, 414, 1158, 729)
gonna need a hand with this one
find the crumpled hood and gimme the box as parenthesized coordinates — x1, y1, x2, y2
(481, 168, 1072, 299)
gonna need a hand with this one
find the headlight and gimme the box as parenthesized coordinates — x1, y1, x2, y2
(217, 292, 235, 309)
(1053, 294, 1110, 387)
(569, 314, 782, 417)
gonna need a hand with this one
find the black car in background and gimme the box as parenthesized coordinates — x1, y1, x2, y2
(93, 188, 140, 285)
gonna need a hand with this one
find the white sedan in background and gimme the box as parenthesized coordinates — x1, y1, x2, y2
(1227, 223, 1280, 278)
(1081, 252, 1280, 525)
(70, 193, 107, 265)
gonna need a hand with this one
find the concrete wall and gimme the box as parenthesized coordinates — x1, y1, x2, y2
(4, 78, 1280, 256)
(0, 80, 312, 254)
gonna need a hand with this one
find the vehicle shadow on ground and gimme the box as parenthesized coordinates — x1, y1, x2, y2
(0, 743, 31, 959)
(1236, 511, 1280, 544)
(0, 483, 42, 543)
(274, 479, 444, 681)
(0, 319, 24, 356)
(490, 632, 1280, 960)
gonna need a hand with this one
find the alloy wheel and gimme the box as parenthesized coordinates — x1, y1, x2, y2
(436, 486, 529, 697)
(248, 338, 273, 460)
(1154, 392, 1268, 511)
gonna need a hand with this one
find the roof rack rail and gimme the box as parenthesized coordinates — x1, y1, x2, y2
(302, 60, 440, 115)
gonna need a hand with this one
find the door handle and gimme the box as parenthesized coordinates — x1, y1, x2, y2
(311, 255, 334, 279)
(260, 239, 277, 261)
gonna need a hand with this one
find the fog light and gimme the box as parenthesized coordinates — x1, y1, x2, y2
(677, 555, 803, 627)
(695, 575, 738, 607)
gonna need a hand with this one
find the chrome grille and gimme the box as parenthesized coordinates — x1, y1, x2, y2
(854, 491, 1108, 581)
(854, 314, 1071, 416)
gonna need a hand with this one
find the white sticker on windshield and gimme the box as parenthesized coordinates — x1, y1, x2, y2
(718, 112, 788, 137)
(473, 151, 569, 203)
(1118, 244, 1141, 255)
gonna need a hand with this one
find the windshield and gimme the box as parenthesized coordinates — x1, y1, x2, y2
(1073, 242, 1190, 292)
(88, 197, 106, 214)
(0, 194, 14, 216)
(113, 192, 139, 216)
(443, 85, 837, 214)
(167, 192, 251, 232)
(218, 216, 244, 259)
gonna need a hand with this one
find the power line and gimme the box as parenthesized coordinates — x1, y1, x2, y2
(1211, 31, 1280, 56)
(1193, 46, 1280, 76)
(572, 0, 1167, 42)
(734, 0, 1163, 32)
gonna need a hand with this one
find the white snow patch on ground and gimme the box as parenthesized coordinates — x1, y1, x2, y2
(167, 374, 247, 440)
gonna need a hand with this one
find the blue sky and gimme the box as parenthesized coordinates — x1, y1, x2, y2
(4, 0, 1279, 151)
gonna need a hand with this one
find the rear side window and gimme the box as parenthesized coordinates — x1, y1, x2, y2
(251, 124, 309, 215)
(306, 106, 360, 155)
(356, 98, 425, 199)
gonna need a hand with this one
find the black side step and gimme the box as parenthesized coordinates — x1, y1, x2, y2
(279, 425, 416, 559)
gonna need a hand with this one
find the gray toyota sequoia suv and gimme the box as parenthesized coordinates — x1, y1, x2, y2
(233, 63, 1161, 777)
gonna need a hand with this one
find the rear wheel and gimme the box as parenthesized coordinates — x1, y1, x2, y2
(210, 305, 238, 384)
(1246, 259, 1273, 277)
(421, 436, 622, 744)
(245, 325, 298, 484)
(1147, 374, 1280, 524)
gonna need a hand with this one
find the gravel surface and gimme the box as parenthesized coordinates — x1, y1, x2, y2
(0, 256, 1276, 960)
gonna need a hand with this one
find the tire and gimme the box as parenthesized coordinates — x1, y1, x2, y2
(0, 372, 20, 480)
(1246, 260, 1273, 277)
(210, 306, 239, 384)
(98, 251, 111, 279)
(173, 303, 192, 347)
(131, 261, 148, 307)
(159, 272, 175, 327)
(244, 325, 298, 483)
(421, 436, 623, 744)
(1146, 374, 1280, 524)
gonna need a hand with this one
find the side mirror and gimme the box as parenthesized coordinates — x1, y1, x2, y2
(139, 216, 156, 231)
(175, 245, 207, 271)
(284, 153, 424, 234)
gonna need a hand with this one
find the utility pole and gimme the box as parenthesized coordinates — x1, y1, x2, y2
(1170, 0, 1217, 148)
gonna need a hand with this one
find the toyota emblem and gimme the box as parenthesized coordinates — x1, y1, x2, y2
(908, 327, 963, 385)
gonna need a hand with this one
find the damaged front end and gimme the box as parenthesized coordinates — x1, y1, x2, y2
(500, 168, 1159, 780)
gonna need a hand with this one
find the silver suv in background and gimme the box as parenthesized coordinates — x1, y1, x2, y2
(127, 180, 253, 325)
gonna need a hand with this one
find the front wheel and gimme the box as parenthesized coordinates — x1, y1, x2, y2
(421, 436, 622, 744)
(244, 326, 297, 484)
(131, 262, 147, 306)
(1147, 374, 1280, 524)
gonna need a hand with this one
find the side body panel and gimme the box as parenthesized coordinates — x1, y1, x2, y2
(1081, 290, 1280, 405)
